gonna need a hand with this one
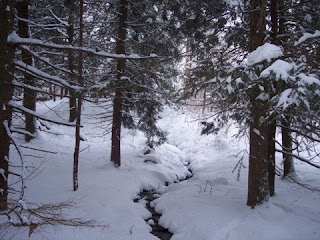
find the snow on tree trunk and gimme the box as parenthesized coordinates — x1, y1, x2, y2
(110, 0, 128, 167)
(247, 0, 270, 207)
(0, 0, 15, 210)
(17, 0, 36, 142)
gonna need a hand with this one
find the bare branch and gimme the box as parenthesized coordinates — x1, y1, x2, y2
(275, 148, 320, 169)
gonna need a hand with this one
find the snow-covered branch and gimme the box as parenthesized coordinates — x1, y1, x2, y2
(294, 30, 320, 46)
(19, 46, 75, 76)
(15, 15, 67, 29)
(14, 60, 82, 90)
(8, 32, 160, 60)
(8, 101, 79, 127)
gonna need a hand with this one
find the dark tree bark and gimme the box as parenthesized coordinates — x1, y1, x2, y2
(183, 40, 192, 98)
(67, 1, 77, 122)
(270, 0, 278, 44)
(53, 86, 56, 101)
(73, 0, 84, 191)
(16, 0, 36, 142)
(0, 0, 15, 210)
(266, 0, 279, 197)
(282, 115, 294, 178)
(267, 120, 276, 196)
(247, 0, 269, 207)
(277, 0, 294, 177)
(110, 0, 128, 167)
(60, 87, 64, 99)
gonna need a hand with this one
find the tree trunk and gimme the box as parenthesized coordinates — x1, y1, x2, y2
(0, 0, 15, 210)
(60, 87, 64, 99)
(277, 0, 294, 177)
(266, 0, 278, 197)
(247, 101, 269, 207)
(183, 39, 192, 99)
(110, 0, 128, 167)
(267, 120, 276, 196)
(17, 0, 36, 142)
(247, 0, 269, 208)
(73, 0, 84, 192)
(282, 116, 294, 178)
(270, 0, 278, 44)
(53, 86, 56, 101)
(67, 1, 77, 122)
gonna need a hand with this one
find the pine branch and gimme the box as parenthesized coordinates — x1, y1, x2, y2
(8, 34, 162, 60)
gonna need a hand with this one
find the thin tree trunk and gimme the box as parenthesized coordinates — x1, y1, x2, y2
(282, 116, 294, 178)
(0, 0, 15, 210)
(73, 0, 84, 192)
(267, 120, 276, 196)
(67, 0, 77, 122)
(270, 0, 278, 45)
(247, 0, 269, 207)
(202, 87, 207, 113)
(110, 0, 128, 167)
(60, 87, 64, 99)
(184, 40, 192, 99)
(53, 86, 56, 101)
(17, 0, 36, 142)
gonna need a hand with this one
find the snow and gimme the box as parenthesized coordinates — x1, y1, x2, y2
(0, 169, 6, 181)
(297, 73, 320, 86)
(295, 30, 320, 46)
(276, 89, 295, 110)
(128, 53, 140, 58)
(3, 99, 320, 240)
(247, 43, 283, 66)
(147, 219, 155, 225)
(260, 59, 294, 81)
(146, 18, 153, 24)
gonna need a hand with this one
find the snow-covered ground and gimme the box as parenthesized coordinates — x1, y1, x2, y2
(3, 99, 320, 240)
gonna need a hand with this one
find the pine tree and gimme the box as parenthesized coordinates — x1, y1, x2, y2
(91, 0, 178, 166)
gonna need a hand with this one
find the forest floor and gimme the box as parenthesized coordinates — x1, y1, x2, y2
(2, 99, 320, 240)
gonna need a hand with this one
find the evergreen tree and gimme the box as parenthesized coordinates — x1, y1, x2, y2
(93, 0, 178, 166)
